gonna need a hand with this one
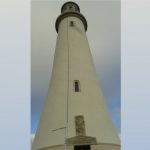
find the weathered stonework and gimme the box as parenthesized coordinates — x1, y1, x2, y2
(75, 115, 86, 136)
(66, 135, 97, 145)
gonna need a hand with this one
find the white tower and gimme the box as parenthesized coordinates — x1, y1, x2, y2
(32, 2, 120, 150)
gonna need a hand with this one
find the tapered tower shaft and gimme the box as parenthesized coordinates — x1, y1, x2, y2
(32, 2, 120, 150)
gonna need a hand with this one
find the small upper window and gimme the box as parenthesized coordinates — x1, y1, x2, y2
(70, 21, 74, 27)
(74, 80, 80, 92)
(69, 5, 72, 9)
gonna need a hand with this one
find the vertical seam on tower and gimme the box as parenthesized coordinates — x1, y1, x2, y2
(65, 17, 69, 145)
(66, 17, 69, 123)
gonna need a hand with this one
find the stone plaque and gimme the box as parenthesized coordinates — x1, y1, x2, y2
(75, 115, 86, 136)
(66, 135, 97, 145)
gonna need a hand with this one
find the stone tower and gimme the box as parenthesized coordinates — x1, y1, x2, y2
(32, 1, 120, 150)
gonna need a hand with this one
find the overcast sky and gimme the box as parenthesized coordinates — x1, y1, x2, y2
(31, 0, 120, 136)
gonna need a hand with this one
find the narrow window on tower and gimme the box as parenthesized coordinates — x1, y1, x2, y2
(69, 5, 73, 10)
(74, 80, 80, 92)
(70, 21, 74, 27)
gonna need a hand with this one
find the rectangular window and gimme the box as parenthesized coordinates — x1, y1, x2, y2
(70, 21, 74, 26)
(74, 80, 80, 92)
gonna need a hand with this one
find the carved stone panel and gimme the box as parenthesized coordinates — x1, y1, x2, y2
(66, 135, 97, 146)
(75, 115, 86, 136)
